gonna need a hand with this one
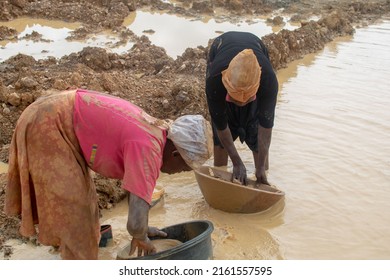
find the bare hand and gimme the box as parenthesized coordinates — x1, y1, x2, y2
(232, 163, 247, 185)
(256, 167, 270, 185)
(147, 226, 168, 238)
(129, 236, 156, 257)
(128, 227, 168, 257)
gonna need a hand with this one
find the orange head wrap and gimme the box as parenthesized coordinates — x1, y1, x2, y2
(221, 49, 261, 103)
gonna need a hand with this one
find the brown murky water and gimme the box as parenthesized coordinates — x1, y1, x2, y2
(270, 20, 390, 259)
(1, 17, 389, 260)
(0, 11, 300, 61)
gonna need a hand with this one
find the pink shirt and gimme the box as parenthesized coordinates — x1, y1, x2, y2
(73, 89, 166, 204)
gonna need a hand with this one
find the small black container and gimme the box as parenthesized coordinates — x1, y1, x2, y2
(120, 220, 214, 260)
(99, 224, 113, 247)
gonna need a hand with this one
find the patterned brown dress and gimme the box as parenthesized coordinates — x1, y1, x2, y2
(5, 91, 100, 259)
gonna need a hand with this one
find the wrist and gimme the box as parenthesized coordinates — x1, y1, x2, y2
(231, 156, 244, 167)
(256, 166, 265, 176)
(127, 221, 148, 240)
(132, 233, 147, 240)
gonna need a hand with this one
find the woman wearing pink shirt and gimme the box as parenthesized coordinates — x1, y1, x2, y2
(5, 88, 213, 259)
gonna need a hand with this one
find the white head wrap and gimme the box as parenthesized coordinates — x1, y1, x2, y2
(167, 115, 213, 168)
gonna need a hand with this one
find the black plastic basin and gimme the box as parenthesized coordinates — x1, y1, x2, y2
(122, 220, 214, 260)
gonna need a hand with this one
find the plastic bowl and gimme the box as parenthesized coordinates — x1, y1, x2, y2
(194, 166, 285, 213)
(116, 220, 214, 260)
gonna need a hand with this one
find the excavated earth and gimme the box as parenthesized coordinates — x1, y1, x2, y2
(0, 0, 389, 256)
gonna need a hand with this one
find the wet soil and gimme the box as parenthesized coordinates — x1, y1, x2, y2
(0, 0, 389, 257)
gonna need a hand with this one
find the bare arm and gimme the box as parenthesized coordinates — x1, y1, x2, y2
(127, 192, 155, 256)
(127, 192, 149, 239)
(216, 126, 247, 184)
(255, 126, 272, 185)
(126, 192, 167, 257)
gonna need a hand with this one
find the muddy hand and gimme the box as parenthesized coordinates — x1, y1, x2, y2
(256, 167, 270, 185)
(147, 226, 168, 238)
(129, 236, 156, 257)
(232, 163, 247, 185)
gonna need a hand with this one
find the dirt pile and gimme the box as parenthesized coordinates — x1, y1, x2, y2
(0, 0, 389, 254)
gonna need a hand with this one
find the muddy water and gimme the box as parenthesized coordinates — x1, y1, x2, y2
(0, 17, 132, 62)
(0, 11, 299, 61)
(1, 19, 390, 260)
(123, 10, 299, 57)
(269, 20, 390, 260)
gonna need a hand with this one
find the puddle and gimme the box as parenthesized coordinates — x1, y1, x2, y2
(1, 11, 301, 61)
(124, 10, 299, 57)
(0, 17, 129, 62)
